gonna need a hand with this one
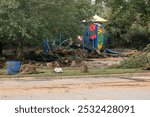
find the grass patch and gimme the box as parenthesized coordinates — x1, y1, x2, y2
(0, 67, 148, 78)
(114, 52, 150, 68)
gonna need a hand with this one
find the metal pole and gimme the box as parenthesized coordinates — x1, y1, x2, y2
(96, 24, 99, 48)
(87, 24, 90, 48)
(59, 32, 62, 48)
(54, 33, 56, 49)
(92, 39, 94, 52)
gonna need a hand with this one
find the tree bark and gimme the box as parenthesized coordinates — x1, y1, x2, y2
(0, 42, 2, 57)
(17, 38, 24, 59)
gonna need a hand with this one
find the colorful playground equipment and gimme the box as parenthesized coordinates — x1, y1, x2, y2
(43, 15, 119, 54)
(80, 15, 119, 54)
(80, 15, 108, 53)
(43, 32, 65, 53)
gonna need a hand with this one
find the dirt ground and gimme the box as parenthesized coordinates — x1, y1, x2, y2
(0, 73, 150, 100)
(87, 57, 126, 68)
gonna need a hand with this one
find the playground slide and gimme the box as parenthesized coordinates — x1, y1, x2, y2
(105, 48, 119, 54)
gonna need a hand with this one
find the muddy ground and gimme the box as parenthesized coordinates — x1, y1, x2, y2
(0, 73, 150, 100)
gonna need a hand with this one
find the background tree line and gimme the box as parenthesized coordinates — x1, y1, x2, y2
(95, 0, 150, 49)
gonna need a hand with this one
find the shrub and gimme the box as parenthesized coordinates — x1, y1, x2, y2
(144, 44, 150, 52)
(116, 52, 150, 68)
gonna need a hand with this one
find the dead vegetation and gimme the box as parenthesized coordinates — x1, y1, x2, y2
(114, 52, 150, 69)
(20, 64, 37, 74)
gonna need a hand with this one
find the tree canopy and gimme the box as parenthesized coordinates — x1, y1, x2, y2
(0, 0, 94, 43)
(101, 0, 150, 48)
(0, 0, 95, 57)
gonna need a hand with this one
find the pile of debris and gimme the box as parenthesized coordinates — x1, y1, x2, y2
(20, 64, 37, 74)
(23, 48, 89, 67)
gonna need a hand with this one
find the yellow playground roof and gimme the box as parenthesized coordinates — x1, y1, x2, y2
(91, 15, 107, 23)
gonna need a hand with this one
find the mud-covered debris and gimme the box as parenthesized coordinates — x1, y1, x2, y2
(46, 61, 60, 68)
(81, 61, 88, 73)
(20, 64, 37, 74)
(47, 62, 53, 68)
(71, 60, 77, 67)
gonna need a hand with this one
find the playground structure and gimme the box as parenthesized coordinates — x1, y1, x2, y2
(80, 15, 119, 54)
(43, 15, 119, 55)
(81, 21, 108, 53)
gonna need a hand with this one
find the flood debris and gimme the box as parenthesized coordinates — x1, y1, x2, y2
(46, 61, 60, 68)
(20, 64, 37, 74)
(81, 61, 88, 73)
(54, 68, 63, 73)
(2, 47, 140, 75)
(71, 60, 77, 67)
(143, 66, 150, 70)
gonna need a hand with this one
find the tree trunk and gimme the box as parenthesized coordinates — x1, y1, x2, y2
(17, 38, 24, 59)
(0, 42, 2, 57)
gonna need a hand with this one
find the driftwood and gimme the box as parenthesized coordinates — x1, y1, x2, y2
(47, 61, 60, 68)
(20, 64, 37, 74)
